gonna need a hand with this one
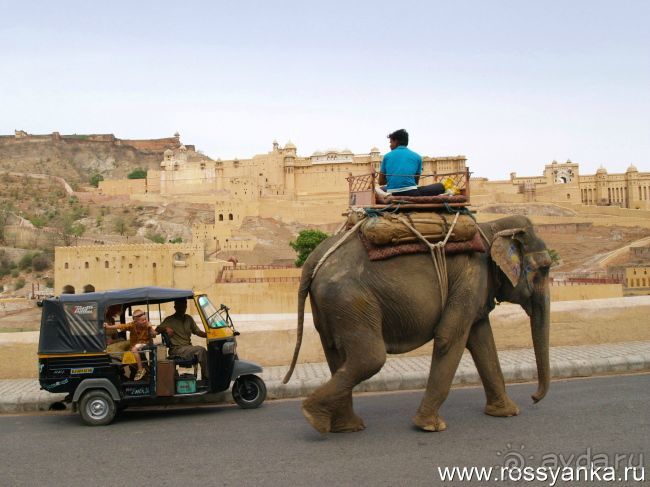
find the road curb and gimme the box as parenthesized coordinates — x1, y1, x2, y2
(2, 352, 649, 413)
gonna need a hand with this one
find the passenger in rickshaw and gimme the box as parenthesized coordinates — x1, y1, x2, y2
(105, 309, 158, 381)
(104, 304, 130, 353)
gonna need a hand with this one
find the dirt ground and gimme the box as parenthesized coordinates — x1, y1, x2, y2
(0, 306, 42, 332)
(538, 225, 650, 274)
(0, 343, 37, 379)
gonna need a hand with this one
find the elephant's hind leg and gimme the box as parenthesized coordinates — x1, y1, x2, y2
(320, 344, 366, 433)
(467, 318, 519, 417)
(302, 331, 386, 434)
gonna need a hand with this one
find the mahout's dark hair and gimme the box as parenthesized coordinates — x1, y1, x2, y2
(388, 129, 409, 146)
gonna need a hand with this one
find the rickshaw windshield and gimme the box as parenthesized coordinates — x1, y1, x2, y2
(197, 295, 228, 329)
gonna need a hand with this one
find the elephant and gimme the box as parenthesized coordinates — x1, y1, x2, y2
(283, 215, 552, 434)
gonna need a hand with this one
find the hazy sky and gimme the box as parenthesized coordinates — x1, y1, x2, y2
(1, 0, 648, 179)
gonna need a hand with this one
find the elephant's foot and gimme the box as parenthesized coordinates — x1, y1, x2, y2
(412, 412, 447, 432)
(330, 411, 366, 433)
(485, 397, 520, 417)
(301, 399, 331, 435)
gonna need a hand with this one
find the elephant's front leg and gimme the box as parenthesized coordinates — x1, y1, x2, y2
(467, 317, 519, 417)
(412, 326, 471, 432)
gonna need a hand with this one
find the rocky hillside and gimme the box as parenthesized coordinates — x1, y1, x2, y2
(0, 132, 183, 185)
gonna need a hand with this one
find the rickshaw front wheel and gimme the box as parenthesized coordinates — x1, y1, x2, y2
(232, 375, 267, 409)
(79, 389, 117, 426)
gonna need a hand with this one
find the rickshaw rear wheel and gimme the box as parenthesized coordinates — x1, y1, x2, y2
(232, 375, 267, 409)
(79, 389, 117, 426)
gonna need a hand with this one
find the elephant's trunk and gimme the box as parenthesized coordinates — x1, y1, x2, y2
(530, 286, 551, 403)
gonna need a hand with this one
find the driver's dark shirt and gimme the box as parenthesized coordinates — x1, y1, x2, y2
(160, 314, 201, 348)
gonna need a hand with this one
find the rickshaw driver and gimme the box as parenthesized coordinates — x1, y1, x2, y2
(105, 309, 157, 381)
(157, 299, 209, 383)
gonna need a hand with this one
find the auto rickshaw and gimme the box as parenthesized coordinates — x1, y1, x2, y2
(38, 287, 267, 425)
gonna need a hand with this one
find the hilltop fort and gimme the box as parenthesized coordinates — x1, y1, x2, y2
(0, 130, 186, 182)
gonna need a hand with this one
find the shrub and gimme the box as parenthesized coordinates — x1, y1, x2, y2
(168, 237, 183, 244)
(147, 233, 166, 244)
(45, 277, 55, 288)
(29, 216, 48, 228)
(0, 251, 11, 277)
(32, 254, 51, 272)
(127, 168, 147, 179)
(90, 173, 104, 187)
(15, 277, 25, 290)
(18, 253, 34, 270)
(289, 229, 330, 267)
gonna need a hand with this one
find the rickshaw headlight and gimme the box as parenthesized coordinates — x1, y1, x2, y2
(222, 341, 236, 355)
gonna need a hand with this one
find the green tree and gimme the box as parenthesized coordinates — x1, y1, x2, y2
(114, 216, 127, 236)
(168, 237, 183, 244)
(15, 277, 26, 290)
(113, 216, 137, 236)
(290, 229, 329, 267)
(0, 201, 14, 243)
(127, 168, 147, 179)
(90, 173, 104, 187)
(548, 249, 561, 266)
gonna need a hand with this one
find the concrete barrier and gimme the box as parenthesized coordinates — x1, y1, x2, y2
(233, 296, 650, 366)
(2, 297, 649, 376)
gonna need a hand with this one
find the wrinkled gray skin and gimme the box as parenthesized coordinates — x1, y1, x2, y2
(283, 215, 552, 433)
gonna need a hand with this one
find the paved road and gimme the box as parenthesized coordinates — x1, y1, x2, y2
(2, 374, 648, 486)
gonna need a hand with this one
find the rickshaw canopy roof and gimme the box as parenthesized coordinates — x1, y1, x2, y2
(54, 286, 195, 307)
(39, 287, 195, 355)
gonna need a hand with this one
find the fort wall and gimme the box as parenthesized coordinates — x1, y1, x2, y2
(1, 130, 179, 152)
(99, 178, 147, 195)
(550, 282, 623, 301)
(54, 243, 222, 293)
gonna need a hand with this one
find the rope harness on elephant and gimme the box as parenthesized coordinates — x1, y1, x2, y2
(394, 211, 460, 308)
(312, 206, 462, 310)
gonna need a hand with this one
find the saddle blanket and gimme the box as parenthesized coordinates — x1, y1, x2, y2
(360, 229, 486, 261)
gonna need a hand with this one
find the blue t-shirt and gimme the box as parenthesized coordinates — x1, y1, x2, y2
(380, 146, 423, 192)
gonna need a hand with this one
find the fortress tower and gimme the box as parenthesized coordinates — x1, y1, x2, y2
(283, 141, 296, 198)
(595, 166, 609, 205)
(626, 164, 640, 209)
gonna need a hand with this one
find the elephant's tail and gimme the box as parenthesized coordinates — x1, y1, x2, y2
(282, 275, 310, 384)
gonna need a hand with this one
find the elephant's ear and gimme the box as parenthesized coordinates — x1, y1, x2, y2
(491, 235, 522, 287)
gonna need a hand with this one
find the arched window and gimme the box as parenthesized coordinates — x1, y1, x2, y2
(64, 263, 69, 269)
(153, 263, 157, 268)
(229, 214, 233, 221)
(84, 262, 89, 269)
(219, 214, 223, 221)
(129, 263, 133, 269)
(105, 261, 109, 268)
